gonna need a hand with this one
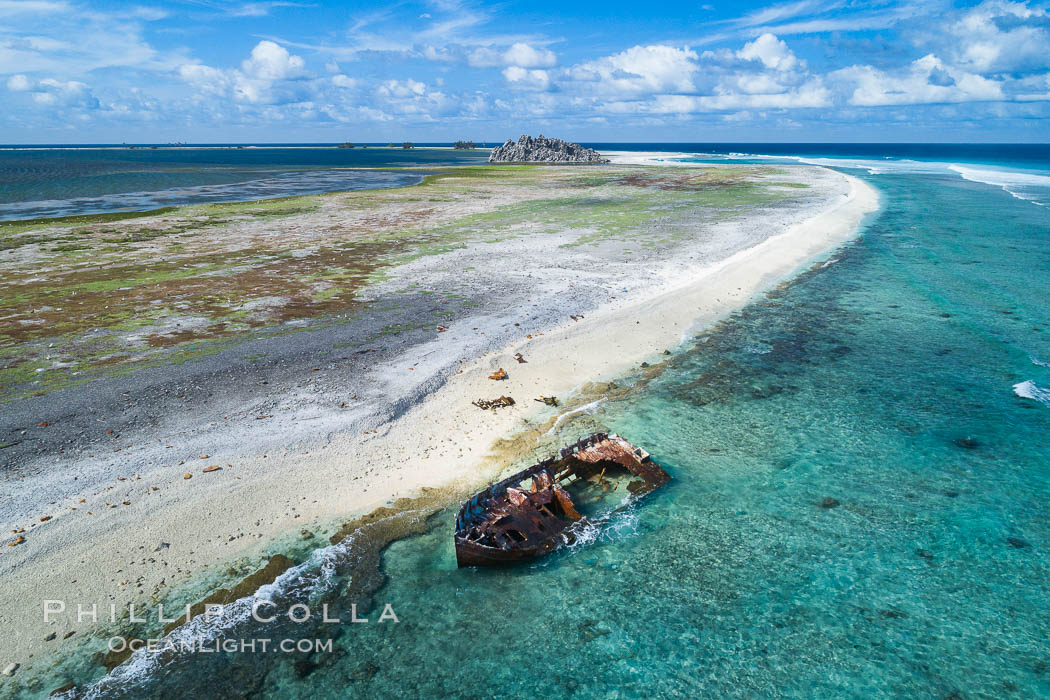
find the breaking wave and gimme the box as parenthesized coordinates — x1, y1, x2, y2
(1013, 380, 1050, 407)
(71, 508, 429, 698)
(948, 165, 1050, 207)
(547, 495, 642, 562)
(687, 151, 1050, 208)
(545, 398, 608, 435)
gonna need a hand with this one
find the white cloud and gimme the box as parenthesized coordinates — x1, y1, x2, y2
(6, 74, 32, 91)
(331, 74, 357, 88)
(130, 6, 168, 21)
(32, 78, 90, 104)
(733, 73, 788, 94)
(503, 42, 556, 68)
(241, 40, 306, 81)
(0, 0, 67, 17)
(377, 78, 426, 97)
(569, 45, 700, 96)
(947, 0, 1050, 73)
(835, 54, 1004, 106)
(228, 2, 310, 18)
(1014, 72, 1050, 100)
(600, 79, 830, 114)
(502, 66, 550, 90)
(0, 1, 182, 75)
(737, 33, 800, 71)
(467, 42, 556, 68)
(6, 74, 99, 108)
(178, 41, 311, 105)
(374, 78, 456, 119)
(421, 45, 457, 62)
(730, 0, 824, 29)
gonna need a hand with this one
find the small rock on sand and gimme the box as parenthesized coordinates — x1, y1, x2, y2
(2, 662, 19, 676)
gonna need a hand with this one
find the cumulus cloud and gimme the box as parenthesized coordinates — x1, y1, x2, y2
(557, 33, 828, 116)
(377, 78, 426, 97)
(568, 45, 700, 95)
(467, 42, 556, 68)
(502, 66, 550, 90)
(240, 40, 306, 80)
(6, 74, 33, 91)
(737, 33, 801, 71)
(503, 42, 556, 68)
(373, 78, 456, 119)
(178, 40, 313, 105)
(5, 74, 99, 108)
(946, 0, 1050, 73)
(834, 54, 1004, 106)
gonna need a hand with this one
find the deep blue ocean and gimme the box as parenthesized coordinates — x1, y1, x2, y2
(10, 144, 1050, 698)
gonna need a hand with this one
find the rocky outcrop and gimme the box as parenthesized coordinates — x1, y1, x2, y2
(488, 134, 609, 164)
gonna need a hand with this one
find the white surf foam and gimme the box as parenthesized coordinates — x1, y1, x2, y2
(949, 165, 1050, 206)
(1013, 380, 1050, 406)
(726, 152, 943, 176)
(74, 508, 428, 697)
(545, 398, 608, 435)
(680, 150, 1050, 209)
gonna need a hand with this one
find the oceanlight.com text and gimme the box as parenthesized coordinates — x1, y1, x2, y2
(107, 637, 336, 655)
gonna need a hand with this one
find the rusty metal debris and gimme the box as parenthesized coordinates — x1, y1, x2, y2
(472, 396, 515, 410)
(535, 395, 559, 407)
(488, 368, 508, 380)
(514, 352, 527, 364)
(454, 433, 670, 567)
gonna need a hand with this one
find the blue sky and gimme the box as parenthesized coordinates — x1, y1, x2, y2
(2, 0, 1049, 142)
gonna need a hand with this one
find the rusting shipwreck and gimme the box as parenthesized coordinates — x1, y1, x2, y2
(455, 433, 670, 567)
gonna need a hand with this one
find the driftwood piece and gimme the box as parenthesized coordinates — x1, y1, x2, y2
(472, 395, 516, 410)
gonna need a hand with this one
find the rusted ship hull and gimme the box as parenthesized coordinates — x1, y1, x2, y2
(454, 433, 670, 567)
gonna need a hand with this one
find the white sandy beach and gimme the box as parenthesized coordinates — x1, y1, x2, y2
(0, 160, 877, 679)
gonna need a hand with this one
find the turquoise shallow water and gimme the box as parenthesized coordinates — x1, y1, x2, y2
(40, 161, 1050, 699)
(0, 147, 488, 220)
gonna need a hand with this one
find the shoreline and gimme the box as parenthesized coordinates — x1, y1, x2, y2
(0, 160, 877, 686)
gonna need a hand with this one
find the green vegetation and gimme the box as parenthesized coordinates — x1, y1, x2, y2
(0, 163, 809, 401)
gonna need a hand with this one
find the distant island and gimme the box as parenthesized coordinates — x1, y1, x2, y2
(488, 134, 609, 164)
